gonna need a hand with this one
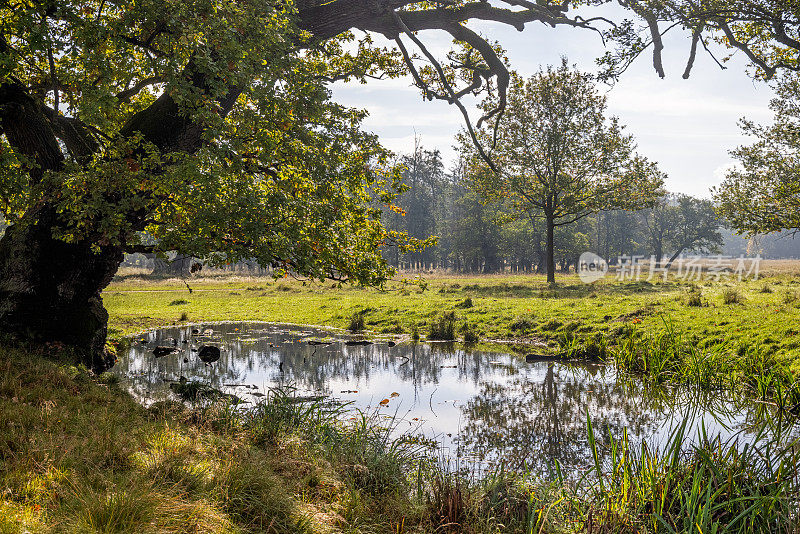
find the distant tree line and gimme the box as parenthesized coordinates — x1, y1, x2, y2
(381, 144, 729, 274)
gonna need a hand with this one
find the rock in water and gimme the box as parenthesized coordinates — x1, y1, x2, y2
(525, 354, 558, 363)
(345, 340, 372, 346)
(198, 345, 221, 363)
(153, 346, 178, 357)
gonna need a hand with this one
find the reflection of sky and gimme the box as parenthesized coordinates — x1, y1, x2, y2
(115, 322, 784, 476)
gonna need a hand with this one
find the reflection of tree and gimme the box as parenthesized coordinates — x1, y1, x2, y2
(115, 323, 766, 478)
(114, 323, 518, 402)
(457, 364, 752, 476)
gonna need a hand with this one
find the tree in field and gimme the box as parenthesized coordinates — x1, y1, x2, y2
(3, 0, 800, 368)
(468, 63, 664, 284)
(662, 195, 723, 266)
(715, 76, 800, 235)
(642, 196, 673, 265)
(642, 193, 723, 266)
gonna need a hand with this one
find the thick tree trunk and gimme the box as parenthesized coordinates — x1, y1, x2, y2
(654, 243, 663, 267)
(0, 206, 122, 370)
(545, 215, 556, 284)
(0, 77, 120, 369)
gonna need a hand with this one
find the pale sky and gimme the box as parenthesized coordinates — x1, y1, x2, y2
(331, 16, 776, 198)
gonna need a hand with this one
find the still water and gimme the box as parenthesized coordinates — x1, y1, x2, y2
(115, 322, 768, 475)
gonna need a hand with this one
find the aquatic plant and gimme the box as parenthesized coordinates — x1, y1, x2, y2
(579, 415, 800, 533)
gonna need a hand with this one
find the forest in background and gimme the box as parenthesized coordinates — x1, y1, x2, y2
(377, 143, 800, 274)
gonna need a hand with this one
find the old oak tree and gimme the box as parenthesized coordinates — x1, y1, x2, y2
(2, 0, 800, 368)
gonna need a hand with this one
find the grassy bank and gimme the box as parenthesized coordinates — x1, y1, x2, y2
(0, 345, 421, 533)
(105, 271, 800, 360)
(2, 346, 799, 533)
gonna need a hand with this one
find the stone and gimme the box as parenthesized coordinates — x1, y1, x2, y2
(198, 345, 221, 363)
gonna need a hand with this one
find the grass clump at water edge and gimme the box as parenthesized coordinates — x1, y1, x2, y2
(429, 311, 457, 340)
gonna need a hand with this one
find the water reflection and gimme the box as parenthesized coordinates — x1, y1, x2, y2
(115, 322, 765, 476)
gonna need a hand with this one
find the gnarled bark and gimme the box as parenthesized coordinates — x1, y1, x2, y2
(0, 206, 122, 370)
(0, 77, 120, 370)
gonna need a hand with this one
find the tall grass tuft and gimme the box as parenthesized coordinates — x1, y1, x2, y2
(782, 289, 798, 304)
(613, 322, 800, 424)
(243, 387, 426, 497)
(348, 310, 366, 332)
(685, 285, 705, 307)
(429, 311, 457, 340)
(461, 321, 479, 343)
(580, 415, 800, 533)
(722, 287, 744, 304)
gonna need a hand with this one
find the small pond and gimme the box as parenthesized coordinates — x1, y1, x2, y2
(114, 322, 782, 476)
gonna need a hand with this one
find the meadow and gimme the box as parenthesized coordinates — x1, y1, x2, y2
(2, 263, 800, 533)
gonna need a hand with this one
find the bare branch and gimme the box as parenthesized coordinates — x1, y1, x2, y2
(682, 20, 704, 79)
(393, 12, 499, 172)
(116, 76, 163, 102)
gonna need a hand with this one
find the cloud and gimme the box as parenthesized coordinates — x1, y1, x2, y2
(328, 21, 777, 196)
